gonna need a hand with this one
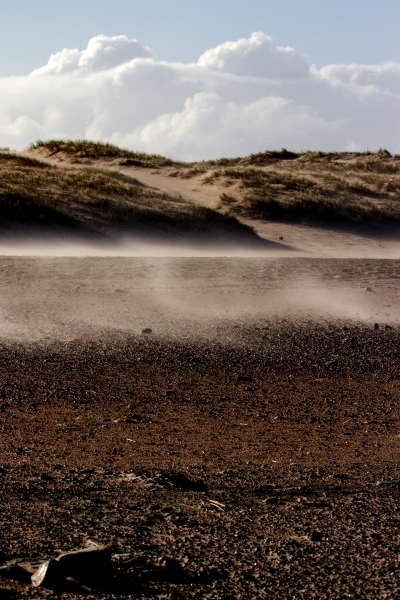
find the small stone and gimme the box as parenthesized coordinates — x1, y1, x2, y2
(310, 531, 323, 542)
(374, 323, 380, 330)
(365, 287, 374, 292)
(156, 555, 186, 580)
(114, 289, 127, 293)
(279, 236, 284, 240)
(326, 359, 338, 367)
(83, 538, 101, 548)
(264, 497, 279, 505)
(141, 328, 152, 335)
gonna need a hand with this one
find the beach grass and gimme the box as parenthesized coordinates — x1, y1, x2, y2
(19, 140, 400, 226)
(0, 151, 255, 240)
(29, 139, 182, 168)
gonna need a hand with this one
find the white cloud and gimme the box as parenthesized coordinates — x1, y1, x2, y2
(198, 32, 309, 80)
(117, 93, 346, 162)
(319, 61, 400, 95)
(0, 33, 398, 158)
(31, 35, 155, 75)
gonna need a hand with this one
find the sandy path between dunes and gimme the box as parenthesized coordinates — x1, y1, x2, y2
(22, 149, 400, 259)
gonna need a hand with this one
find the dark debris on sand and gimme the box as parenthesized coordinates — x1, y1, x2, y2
(0, 323, 400, 598)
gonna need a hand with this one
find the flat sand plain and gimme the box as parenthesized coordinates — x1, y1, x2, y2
(0, 253, 400, 598)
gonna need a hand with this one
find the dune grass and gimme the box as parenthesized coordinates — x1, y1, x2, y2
(205, 150, 400, 224)
(24, 140, 400, 226)
(0, 151, 256, 240)
(29, 139, 181, 168)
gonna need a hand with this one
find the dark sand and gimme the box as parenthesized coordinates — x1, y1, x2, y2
(1, 257, 400, 598)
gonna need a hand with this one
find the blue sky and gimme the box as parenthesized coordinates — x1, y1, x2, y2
(0, 0, 399, 76)
(0, 0, 398, 157)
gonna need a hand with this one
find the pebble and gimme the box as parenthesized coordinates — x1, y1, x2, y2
(265, 497, 279, 505)
(237, 375, 252, 382)
(157, 555, 185, 575)
(142, 328, 152, 334)
(374, 323, 380, 330)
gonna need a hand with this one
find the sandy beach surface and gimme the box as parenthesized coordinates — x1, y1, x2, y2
(0, 251, 399, 599)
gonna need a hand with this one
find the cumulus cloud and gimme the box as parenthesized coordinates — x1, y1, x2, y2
(198, 32, 309, 79)
(319, 61, 400, 95)
(32, 34, 154, 75)
(0, 33, 399, 159)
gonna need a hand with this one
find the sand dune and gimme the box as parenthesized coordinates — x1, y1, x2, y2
(21, 142, 400, 259)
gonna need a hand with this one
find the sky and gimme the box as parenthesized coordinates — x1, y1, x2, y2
(0, 0, 399, 159)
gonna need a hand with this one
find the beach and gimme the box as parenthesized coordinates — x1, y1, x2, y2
(0, 255, 399, 598)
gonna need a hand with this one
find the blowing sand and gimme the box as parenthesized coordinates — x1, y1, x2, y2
(0, 256, 399, 340)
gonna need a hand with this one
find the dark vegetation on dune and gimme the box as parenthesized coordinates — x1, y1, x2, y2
(4, 140, 400, 232)
(174, 147, 400, 225)
(30, 139, 181, 168)
(0, 150, 257, 242)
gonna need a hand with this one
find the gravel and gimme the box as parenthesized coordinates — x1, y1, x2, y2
(0, 322, 400, 598)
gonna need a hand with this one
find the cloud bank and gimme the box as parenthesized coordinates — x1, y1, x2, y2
(0, 32, 399, 160)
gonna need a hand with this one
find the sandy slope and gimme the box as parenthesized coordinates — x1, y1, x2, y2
(102, 163, 400, 259)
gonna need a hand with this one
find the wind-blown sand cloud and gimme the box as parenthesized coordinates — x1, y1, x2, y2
(0, 32, 399, 159)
